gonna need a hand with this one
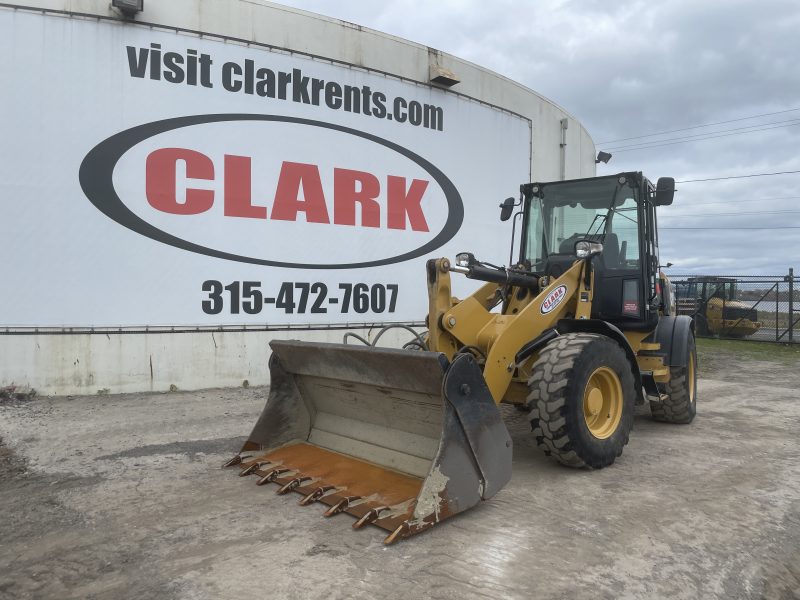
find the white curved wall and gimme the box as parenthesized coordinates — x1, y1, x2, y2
(0, 1, 596, 395)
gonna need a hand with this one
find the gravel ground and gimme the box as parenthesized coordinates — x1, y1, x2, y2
(0, 345, 798, 600)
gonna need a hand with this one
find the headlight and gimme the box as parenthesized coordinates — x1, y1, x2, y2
(575, 240, 604, 258)
(455, 252, 474, 267)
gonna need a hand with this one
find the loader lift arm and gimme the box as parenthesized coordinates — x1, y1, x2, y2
(427, 255, 597, 404)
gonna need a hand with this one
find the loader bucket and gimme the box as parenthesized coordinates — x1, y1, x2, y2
(224, 339, 512, 544)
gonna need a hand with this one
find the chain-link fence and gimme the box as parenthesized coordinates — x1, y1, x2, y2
(670, 269, 799, 343)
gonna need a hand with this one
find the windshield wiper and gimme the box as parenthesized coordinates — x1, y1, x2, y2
(610, 206, 638, 226)
(581, 184, 627, 240)
(583, 213, 607, 240)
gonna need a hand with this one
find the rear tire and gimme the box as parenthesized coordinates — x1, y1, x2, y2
(650, 334, 697, 423)
(528, 333, 635, 469)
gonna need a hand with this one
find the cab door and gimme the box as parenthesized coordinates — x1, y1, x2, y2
(591, 180, 650, 327)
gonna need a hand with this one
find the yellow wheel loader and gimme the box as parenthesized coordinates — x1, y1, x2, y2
(676, 277, 761, 338)
(224, 172, 697, 544)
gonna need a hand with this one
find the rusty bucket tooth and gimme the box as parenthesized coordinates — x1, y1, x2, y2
(383, 521, 434, 545)
(227, 340, 513, 542)
(224, 454, 252, 468)
(222, 455, 242, 468)
(323, 496, 362, 517)
(276, 476, 313, 495)
(383, 522, 409, 545)
(240, 460, 271, 477)
(256, 467, 290, 486)
(299, 486, 336, 506)
(352, 507, 390, 530)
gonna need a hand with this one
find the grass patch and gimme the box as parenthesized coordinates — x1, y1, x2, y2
(696, 337, 800, 376)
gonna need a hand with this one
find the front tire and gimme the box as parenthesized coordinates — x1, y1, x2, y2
(528, 333, 635, 469)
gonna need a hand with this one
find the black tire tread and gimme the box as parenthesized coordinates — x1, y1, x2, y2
(650, 336, 697, 424)
(527, 333, 633, 469)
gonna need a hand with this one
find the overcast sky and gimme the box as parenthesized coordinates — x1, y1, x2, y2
(277, 0, 800, 276)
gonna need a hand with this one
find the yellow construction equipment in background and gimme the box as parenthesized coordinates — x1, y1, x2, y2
(224, 172, 697, 544)
(675, 277, 761, 338)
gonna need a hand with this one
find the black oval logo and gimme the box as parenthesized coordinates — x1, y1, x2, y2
(79, 114, 464, 269)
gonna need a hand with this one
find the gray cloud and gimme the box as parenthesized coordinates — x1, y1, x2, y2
(279, 0, 800, 275)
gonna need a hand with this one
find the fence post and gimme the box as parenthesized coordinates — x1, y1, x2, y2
(776, 281, 780, 342)
(790, 268, 794, 343)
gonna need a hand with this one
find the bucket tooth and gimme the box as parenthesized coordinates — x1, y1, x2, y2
(324, 496, 362, 517)
(223, 455, 242, 468)
(353, 507, 390, 530)
(240, 460, 272, 477)
(383, 521, 434, 545)
(299, 486, 336, 506)
(383, 522, 409, 545)
(276, 476, 313, 495)
(256, 467, 290, 486)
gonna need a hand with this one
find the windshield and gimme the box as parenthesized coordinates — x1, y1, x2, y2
(525, 177, 640, 271)
(705, 281, 736, 301)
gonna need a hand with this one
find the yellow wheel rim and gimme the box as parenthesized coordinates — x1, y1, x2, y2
(688, 351, 696, 400)
(583, 367, 623, 439)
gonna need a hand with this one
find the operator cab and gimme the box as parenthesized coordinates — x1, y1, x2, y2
(517, 173, 674, 330)
(686, 277, 737, 302)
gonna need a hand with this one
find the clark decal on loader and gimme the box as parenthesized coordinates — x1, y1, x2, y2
(224, 172, 697, 544)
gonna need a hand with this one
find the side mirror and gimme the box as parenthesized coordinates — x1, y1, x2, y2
(499, 197, 515, 222)
(654, 177, 675, 206)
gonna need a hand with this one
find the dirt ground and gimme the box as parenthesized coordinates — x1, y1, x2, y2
(1, 341, 798, 600)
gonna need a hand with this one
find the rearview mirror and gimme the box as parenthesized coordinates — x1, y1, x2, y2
(654, 177, 675, 206)
(499, 197, 515, 221)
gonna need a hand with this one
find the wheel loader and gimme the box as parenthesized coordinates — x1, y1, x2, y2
(675, 277, 761, 338)
(224, 171, 697, 544)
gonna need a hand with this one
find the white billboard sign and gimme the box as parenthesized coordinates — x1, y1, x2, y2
(0, 10, 531, 327)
